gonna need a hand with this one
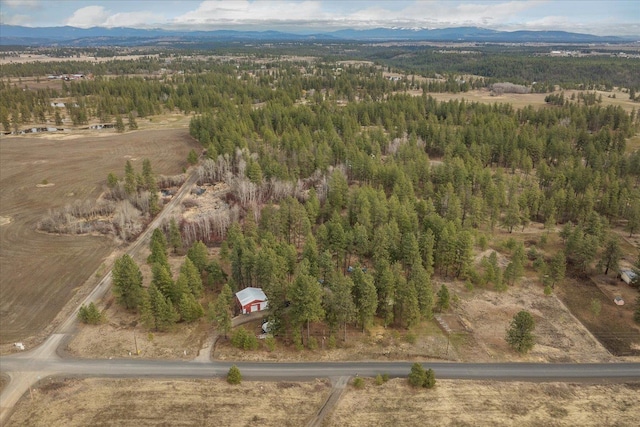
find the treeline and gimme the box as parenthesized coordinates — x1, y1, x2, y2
(365, 48, 640, 90)
(0, 56, 164, 78)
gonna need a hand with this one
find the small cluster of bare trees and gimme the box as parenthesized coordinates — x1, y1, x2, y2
(491, 82, 530, 95)
(38, 161, 183, 241)
(37, 199, 116, 235)
(181, 205, 240, 246)
(112, 199, 143, 241)
(156, 173, 187, 188)
(197, 149, 316, 210)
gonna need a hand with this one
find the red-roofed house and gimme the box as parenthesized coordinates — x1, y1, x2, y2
(235, 287, 268, 314)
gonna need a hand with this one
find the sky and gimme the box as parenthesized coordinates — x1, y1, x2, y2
(1, 0, 638, 36)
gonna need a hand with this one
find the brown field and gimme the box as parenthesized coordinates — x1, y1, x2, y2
(8, 377, 639, 427)
(0, 54, 159, 65)
(331, 379, 640, 427)
(558, 275, 640, 357)
(421, 88, 639, 113)
(7, 377, 330, 427)
(0, 128, 199, 345)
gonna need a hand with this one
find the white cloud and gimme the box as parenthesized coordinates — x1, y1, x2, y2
(173, 0, 326, 27)
(338, 0, 546, 29)
(168, 0, 549, 30)
(65, 5, 110, 28)
(103, 12, 165, 28)
(64, 5, 163, 29)
(1, 0, 40, 9)
(0, 12, 31, 25)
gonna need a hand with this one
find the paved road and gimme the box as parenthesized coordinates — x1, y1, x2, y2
(2, 355, 639, 382)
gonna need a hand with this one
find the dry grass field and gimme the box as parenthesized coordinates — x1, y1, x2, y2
(7, 377, 330, 427)
(8, 377, 639, 427)
(330, 379, 640, 427)
(420, 88, 639, 113)
(0, 128, 199, 346)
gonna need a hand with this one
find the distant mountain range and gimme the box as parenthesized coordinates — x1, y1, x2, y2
(1, 25, 636, 46)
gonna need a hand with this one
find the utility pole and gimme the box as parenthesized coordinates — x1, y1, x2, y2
(134, 329, 139, 355)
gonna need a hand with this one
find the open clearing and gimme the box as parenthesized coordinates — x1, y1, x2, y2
(0, 128, 199, 346)
(7, 377, 330, 427)
(421, 88, 639, 113)
(7, 377, 639, 427)
(330, 379, 640, 427)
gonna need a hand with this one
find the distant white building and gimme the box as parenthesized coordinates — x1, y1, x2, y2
(235, 287, 268, 314)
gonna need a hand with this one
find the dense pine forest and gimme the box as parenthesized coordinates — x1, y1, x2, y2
(3, 44, 640, 346)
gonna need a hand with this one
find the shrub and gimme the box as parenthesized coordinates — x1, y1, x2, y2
(464, 280, 474, 291)
(353, 377, 365, 389)
(375, 374, 384, 386)
(533, 257, 546, 272)
(227, 365, 241, 384)
(327, 334, 337, 349)
(265, 336, 276, 352)
(382, 373, 389, 382)
(308, 336, 318, 350)
(503, 237, 517, 251)
(409, 363, 436, 389)
(77, 302, 102, 324)
(424, 368, 436, 389)
(477, 234, 488, 251)
(408, 363, 426, 387)
(539, 234, 548, 247)
(404, 332, 417, 344)
(230, 327, 259, 350)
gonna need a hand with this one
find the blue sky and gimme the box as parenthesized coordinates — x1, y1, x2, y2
(1, 0, 638, 36)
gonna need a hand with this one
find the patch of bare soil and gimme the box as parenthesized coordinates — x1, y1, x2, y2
(451, 276, 614, 363)
(8, 377, 330, 427)
(66, 307, 211, 360)
(558, 275, 640, 358)
(330, 379, 640, 427)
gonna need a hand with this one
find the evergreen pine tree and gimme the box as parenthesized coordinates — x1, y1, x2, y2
(209, 283, 234, 337)
(112, 254, 144, 310)
(506, 310, 535, 354)
(168, 218, 183, 254)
